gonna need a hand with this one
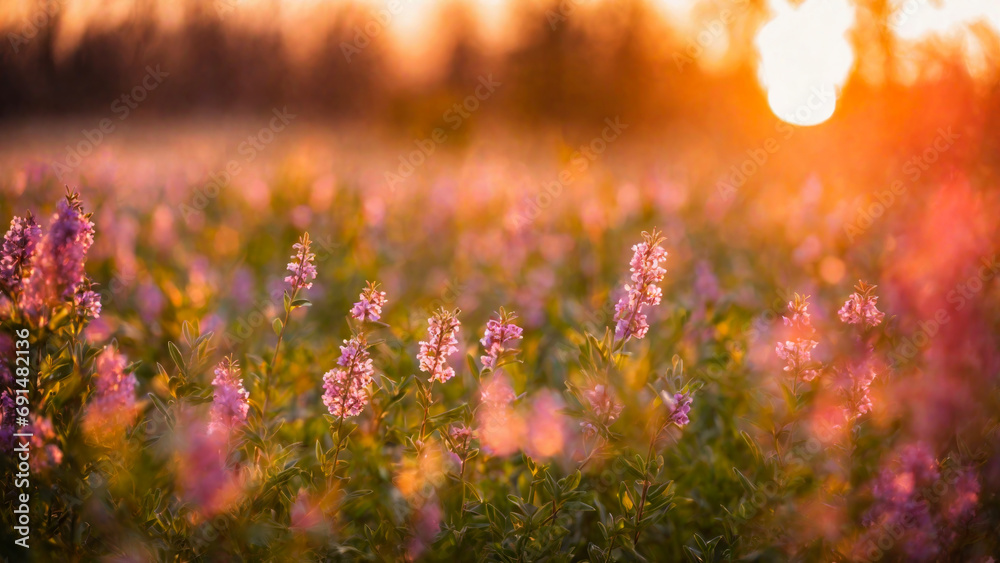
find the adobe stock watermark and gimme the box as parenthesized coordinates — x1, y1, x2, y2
(50, 65, 169, 181)
(673, 0, 751, 71)
(214, 0, 247, 17)
(6, 0, 64, 54)
(724, 430, 837, 537)
(544, 0, 600, 29)
(179, 107, 296, 222)
(715, 121, 797, 201)
(340, 0, 414, 62)
(384, 74, 501, 192)
(510, 117, 628, 227)
(843, 127, 958, 241)
(716, 85, 838, 202)
(885, 0, 931, 31)
(887, 252, 998, 369)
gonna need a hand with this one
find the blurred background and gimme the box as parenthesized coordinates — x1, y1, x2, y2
(1, 0, 999, 137)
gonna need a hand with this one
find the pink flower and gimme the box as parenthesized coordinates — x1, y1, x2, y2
(21, 193, 95, 322)
(945, 468, 980, 524)
(289, 490, 328, 534)
(775, 295, 819, 381)
(284, 233, 317, 293)
(584, 384, 624, 424)
(838, 280, 885, 328)
(350, 280, 387, 322)
(478, 374, 523, 456)
(73, 280, 102, 319)
(613, 229, 668, 341)
(407, 498, 443, 559)
(480, 309, 522, 370)
(29, 415, 63, 472)
(322, 335, 375, 418)
(481, 374, 516, 407)
(782, 296, 813, 332)
(663, 391, 694, 427)
(0, 213, 41, 296)
(446, 424, 474, 456)
(861, 443, 941, 560)
(418, 308, 461, 384)
(85, 348, 138, 436)
(175, 418, 242, 516)
(835, 363, 877, 422)
(526, 390, 568, 458)
(209, 357, 250, 435)
(775, 339, 820, 381)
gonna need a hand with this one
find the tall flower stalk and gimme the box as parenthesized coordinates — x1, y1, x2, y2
(84, 348, 138, 438)
(475, 310, 522, 456)
(263, 232, 316, 414)
(19, 191, 97, 326)
(446, 424, 474, 520)
(416, 307, 461, 440)
(0, 213, 41, 297)
(838, 280, 885, 329)
(480, 308, 522, 371)
(612, 229, 668, 346)
(209, 357, 250, 437)
(775, 293, 820, 395)
(351, 281, 388, 323)
(632, 390, 692, 545)
(322, 334, 375, 483)
(837, 281, 885, 466)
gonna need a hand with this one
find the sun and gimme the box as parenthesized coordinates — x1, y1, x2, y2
(755, 0, 856, 127)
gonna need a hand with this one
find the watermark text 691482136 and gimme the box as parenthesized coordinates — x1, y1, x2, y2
(12, 327, 33, 549)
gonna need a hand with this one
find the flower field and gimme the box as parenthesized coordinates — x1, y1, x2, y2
(0, 123, 997, 562)
(2, 0, 1000, 561)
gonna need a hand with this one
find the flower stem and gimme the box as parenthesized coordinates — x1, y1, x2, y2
(418, 386, 432, 441)
(458, 452, 468, 521)
(329, 414, 346, 487)
(263, 287, 299, 415)
(634, 420, 667, 545)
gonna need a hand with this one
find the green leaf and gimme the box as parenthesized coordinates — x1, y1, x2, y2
(563, 470, 581, 492)
(465, 481, 483, 502)
(167, 342, 185, 374)
(485, 503, 505, 527)
(523, 454, 538, 475)
(181, 321, 193, 346)
(344, 489, 372, 501)
(733, 467, 757, 494)
(740, 430, 763, 464)
(148, 393, 170, 417)
(466, 353, 479, 378)
(272, 318, 283, 336)
(618, 482, 634, 512)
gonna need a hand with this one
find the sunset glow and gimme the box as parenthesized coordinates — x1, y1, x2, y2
(3, 2, 1000, 559)
(755, 0, 855, 126)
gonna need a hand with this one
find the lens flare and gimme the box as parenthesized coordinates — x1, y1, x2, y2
(755, 0, 855, 126)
